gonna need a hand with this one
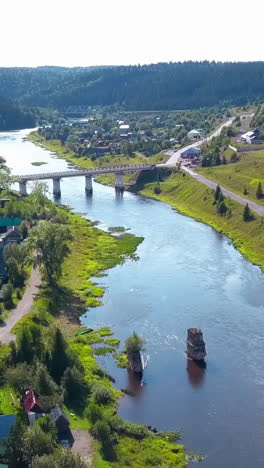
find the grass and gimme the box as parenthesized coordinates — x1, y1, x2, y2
(0, 386, 19, 415)
(31, 161, 47, 166)
(140, 170, 264, 272)
(197, 149, 264, 205)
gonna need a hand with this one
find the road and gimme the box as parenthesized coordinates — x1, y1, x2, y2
(163, 117, 235, 166)
(159, 117, 264, 217)
(0, 268, 41, 344)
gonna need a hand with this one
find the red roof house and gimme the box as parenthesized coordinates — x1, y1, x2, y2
(22, 389, 43, 414)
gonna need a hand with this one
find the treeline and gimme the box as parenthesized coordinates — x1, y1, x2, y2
(0, 62, 264, 110)
(0, 97, 37, 131)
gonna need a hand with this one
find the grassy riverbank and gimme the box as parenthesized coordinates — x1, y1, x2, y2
(27, 131, 168, 186)
(140, 170, 264, 271)
(1, 200, 186, 467)
(197, 149, 264, 205)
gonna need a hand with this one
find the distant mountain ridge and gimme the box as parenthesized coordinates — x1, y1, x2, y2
(0, 61, 264, 110)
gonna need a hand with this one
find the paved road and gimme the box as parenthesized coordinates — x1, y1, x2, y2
(183, 166, 264, 216)
(163, 118, 235, 166)
(158, 117, 264, 217)
(0, 268, 41, 344)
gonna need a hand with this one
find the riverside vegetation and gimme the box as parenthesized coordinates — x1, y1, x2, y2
(0, 184, 186, 467)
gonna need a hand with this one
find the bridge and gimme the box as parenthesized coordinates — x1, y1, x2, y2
(15, 164, 156, 196)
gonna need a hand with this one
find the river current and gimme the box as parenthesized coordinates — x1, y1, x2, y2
(1, 129, 264, 467)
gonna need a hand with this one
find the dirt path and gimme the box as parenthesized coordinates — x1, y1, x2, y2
(72, 429, 94, 466)
(0, 268, 41, 344)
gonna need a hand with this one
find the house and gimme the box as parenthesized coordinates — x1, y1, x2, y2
(187, 129, 205, 141)
(119, 124, 129, 134)
(181, 147, 201, 159)
(240, 129, 261, 144)
(22, 389, 43, 414)
(50, 406, 70, 435)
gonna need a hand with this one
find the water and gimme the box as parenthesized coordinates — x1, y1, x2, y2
(2, 129, 264, 467)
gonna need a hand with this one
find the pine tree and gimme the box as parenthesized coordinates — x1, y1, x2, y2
(256, 182, 263, 199)
(218, 201, 227, 216)
(214, 185, 221, 201)
(243, 203, 252, 222)
(243, 186, 248, 195)
(49, 328, 69, 384)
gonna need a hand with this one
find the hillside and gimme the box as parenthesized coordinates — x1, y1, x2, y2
(0, 97, 38, 131)
(0, 62, 264, 110)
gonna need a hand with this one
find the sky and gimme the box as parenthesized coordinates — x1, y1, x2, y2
(0, 0, 263, 67)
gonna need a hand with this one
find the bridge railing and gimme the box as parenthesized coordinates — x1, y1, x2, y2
(15, 164, 156, 181)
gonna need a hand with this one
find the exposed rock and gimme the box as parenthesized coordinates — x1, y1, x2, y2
(186, 328, 206, 361)
(127, 350, 143, 374)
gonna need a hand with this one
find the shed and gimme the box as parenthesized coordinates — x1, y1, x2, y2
(50, 406, 70, 434)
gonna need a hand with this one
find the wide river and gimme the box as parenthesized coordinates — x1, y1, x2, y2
(1, 129, 264, 467)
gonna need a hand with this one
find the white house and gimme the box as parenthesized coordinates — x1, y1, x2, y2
(187, 129, 205, 141)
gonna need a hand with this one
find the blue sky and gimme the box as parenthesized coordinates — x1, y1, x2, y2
(1, 0, 263, 67)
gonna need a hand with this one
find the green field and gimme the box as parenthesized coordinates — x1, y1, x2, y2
(197, 149, 264, 204)
(140, 170, 264, 272)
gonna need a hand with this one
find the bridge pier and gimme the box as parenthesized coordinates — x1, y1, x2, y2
(85, 175, 93, 193)
(115, 173, 124, 192)
(19, 181, 27, 196)
(53, 178, 61, 196)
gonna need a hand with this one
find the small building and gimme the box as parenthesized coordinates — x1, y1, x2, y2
(119, 124, 130, 134)
(22, 389, 43, 414)
(240, 129, 261, 144)
(181, 147, 201, 159)
(187, 129, 205, 141)
(50, 406, 70, 435)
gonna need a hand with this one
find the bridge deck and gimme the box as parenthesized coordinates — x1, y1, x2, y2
(15, 164, 155, 182)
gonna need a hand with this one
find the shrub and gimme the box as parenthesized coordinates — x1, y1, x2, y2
(125, 332, 146, 354)
(154, 185, 161, 194)
(86, 402, 102, 424)
(93, 384, 113, 405)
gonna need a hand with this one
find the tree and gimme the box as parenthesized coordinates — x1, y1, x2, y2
(49, 328, 70, 384)
(4, 418, 27, 468)
(29, 182, 49, 214)
(62, 366, 89, 407)
(243, 203, 253, 222)
(35, 363, 58, 396)
(16, 327, 34, 363)
(32, 448, 88, 468)
(6, 363, 35, 392)
(125, 332, 146, 354)
(256, 181, 263, 199)
(28, 221, 72, 285)
(217, 201, 227, 216)
(214, 185, 221, 201)
(1, 282, 14, 309)
(23, 423, 57, 465)
(243, 186, 248, 195)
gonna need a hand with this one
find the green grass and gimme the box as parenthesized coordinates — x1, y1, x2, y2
(140, 171, 264, 272)
(31, 161, 47, 166)
(0, 386, 19, 415)
(197, 149, 264, 205)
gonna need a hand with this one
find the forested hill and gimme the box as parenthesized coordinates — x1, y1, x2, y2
(0, 97, 37, 131)
(0, 62, 264, 110)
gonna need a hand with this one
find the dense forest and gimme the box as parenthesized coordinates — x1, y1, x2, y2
(0, 62, 264, 111)
(0, 97, 38, 131)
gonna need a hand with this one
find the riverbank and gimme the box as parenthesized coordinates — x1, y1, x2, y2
(0, 198, 186, 467)
(29, 129, 264, 273)
(140, 170, 264, 272)
(27, 131, 167, 186)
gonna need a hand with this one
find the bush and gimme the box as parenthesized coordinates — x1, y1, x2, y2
(125, 332, 146, 354)
(154, 185, 161, 194)
(93, 384, 113, 405)
(86, 402, 102, 423)
(1, 282, 14, 309)
(109, 415, 149, 439)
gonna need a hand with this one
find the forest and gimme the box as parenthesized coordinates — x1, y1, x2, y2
(0, 61, 264, 111)
(0, 98, 38, 131)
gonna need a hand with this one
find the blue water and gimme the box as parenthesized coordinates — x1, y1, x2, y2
(2, 129, 264, 467)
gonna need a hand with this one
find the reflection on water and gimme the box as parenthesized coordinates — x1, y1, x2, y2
(2, 129, 264, 468)
(187, 359, 206, 388)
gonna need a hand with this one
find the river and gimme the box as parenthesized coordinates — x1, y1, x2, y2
(1, 129, 264, 468)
